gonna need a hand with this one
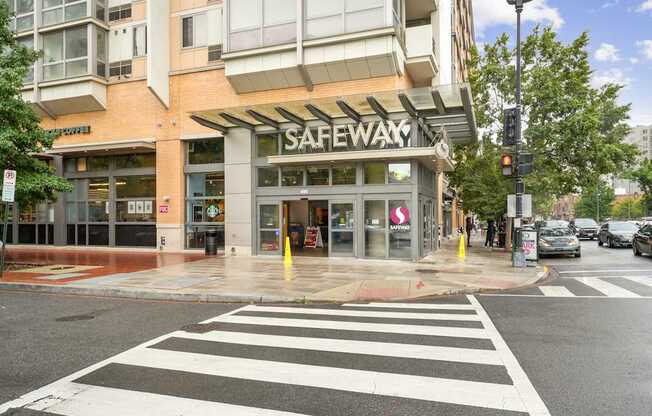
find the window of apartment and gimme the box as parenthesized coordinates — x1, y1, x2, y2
(109, 60, 131, 77)
(17, 36, 35, 83)
(228, 0, 296, 51)
(307, 166, 329, 186)
(8, 0, 34, 32)
(108, 3, 131, 21)
(258, 167, 279, 187)
(188, 138, 224, 165)
(96, 28, 106, 77)
(332, 165, 356, 185)
(182, 13, 207, 48)
(132, 24, 147, 57)
(42, 26, 88, 81)
(41, 0, 87, 27)
(95, 0, 105, 21)
(364, 162, 385, 184)
(281, 167, 304, 186)
(305, 0, 385, 40)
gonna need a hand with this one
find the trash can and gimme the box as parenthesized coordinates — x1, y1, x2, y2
(205, 229, 218, 256)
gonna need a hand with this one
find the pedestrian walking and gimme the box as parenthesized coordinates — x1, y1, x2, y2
(466, 216, 474, 247)
(485, 219, 496, 248)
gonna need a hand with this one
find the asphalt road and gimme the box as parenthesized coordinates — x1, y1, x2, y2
(0, 239, 650, 415)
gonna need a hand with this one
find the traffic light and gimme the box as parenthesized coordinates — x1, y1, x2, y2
(503, 108, 518, 146)
(500, 154, 514, 176)
(519, 153, 534, 176)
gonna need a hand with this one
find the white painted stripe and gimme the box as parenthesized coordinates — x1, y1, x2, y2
(30, 385, 309, 416)
(172, 330, 503, 366)
(574, 277, 641, 298)
(0, 305, 253, 413)
(208, 315, 490, 339)
(559, 269, 652, 274)
(620, 275, 652, 288)
(467, 295, 551, 416)
(112, 347, 526, 413)
(538, 286, 575, 297)
(343, 302, 477, 310)
(481, 294, 652, 299)
(242, 305, 481, 322)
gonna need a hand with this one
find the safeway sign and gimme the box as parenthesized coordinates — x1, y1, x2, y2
(2, 170, 16, 203)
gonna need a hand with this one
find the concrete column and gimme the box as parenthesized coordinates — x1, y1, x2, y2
(224, 127, 253, 256)
(52, 156, 67, 246)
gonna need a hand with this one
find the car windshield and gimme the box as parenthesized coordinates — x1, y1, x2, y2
(542, 221, 569, 228)
(540, 228, 574, 237)
(610, 222, 638, 232)
(574, 219, 598, 228)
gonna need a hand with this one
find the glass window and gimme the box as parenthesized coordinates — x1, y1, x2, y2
(332, 165, 356, 185)
(230, 0, 259, 31)
(88, 201, 109, 222)
(258, 167, 278, 187)
(188, 199, 225, 224)
(257, 134, 278, 157)
(331, 202, 354, 255)
(307, 166, 329, 186)
(305, 0, 385, 40)
(188, 173, 224, 197)
(115, 153, 155, 169)
(116, 225, 156, 246)
(88, 178, 109, 200)
(115, 176, 156, 198)
(388, 162, 411, 184)
(77, 156, 109, 171)
(182, 13, 206, 48)
(389, 200, 411, 258)
(364, 162, 385, 184)
(133, 24, 147, 57)
(96, 28, 106, 77)
(41, 0, 86, 26)
(42, 27, 88, 81)
(65, 26, 87, 59)
(282, 168, 304, 186)
(18, 36, 35, 82)
(364, 200, 386, 258)
(43, 31, 64, 63)
(229, 0, 296, 50)
(188, 139, 224, 164)
(259, 204, 280, 253)
(17, 0, 34, 14)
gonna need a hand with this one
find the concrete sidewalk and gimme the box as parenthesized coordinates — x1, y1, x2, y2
(0, 235, 545, 303)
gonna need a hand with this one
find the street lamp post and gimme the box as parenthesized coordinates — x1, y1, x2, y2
(507, 0, 531, 266)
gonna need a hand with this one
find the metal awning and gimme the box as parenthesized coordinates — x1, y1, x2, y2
(46, 139, 156, 156)
(190, 83, 478, 146)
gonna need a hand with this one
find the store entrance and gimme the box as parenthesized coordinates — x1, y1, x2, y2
(283, 200, 329, 257)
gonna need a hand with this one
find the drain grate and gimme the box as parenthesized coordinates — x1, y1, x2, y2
(415, 269, 440, 274)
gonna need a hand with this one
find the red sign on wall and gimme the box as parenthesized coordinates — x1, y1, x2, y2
(159, 205, 169, 214)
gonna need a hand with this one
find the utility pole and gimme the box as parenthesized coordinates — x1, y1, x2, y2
(507, 0, 531, 267)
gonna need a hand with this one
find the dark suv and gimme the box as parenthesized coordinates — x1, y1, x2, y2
(571, 218, 599, 240)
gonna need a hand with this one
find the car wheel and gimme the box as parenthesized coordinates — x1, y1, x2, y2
(608, 237, 614, 248)
(575, 251, 581, 258)
(634, 243, 642, 256)
(598, 238, 603, 247)
(590, 237, 595, 241)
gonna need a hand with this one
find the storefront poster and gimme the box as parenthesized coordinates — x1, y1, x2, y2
(389, 206, 411, 232)
(136, 201, 144, 214)
(128, 201, 136, 214)
(144, 201, 152, 214)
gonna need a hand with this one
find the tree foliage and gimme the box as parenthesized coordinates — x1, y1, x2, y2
(0, 3, 71, 205)
(574, 181, 614, 221)
(627, 160, 652, 215)
(611, 195, 644, 220)
(449, 27, 636, 219)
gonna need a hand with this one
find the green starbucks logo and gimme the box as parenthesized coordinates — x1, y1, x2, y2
(206, 204, 220, 218)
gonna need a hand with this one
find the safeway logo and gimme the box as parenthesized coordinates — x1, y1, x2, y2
(390, 206, 410, 225)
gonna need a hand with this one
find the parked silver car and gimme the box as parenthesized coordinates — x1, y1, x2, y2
(538, 227, 581, 258)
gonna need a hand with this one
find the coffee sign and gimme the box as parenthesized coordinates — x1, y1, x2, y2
(284, 120, 411, 152)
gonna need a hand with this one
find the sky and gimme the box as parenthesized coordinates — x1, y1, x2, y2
(472, 0, 652, 127)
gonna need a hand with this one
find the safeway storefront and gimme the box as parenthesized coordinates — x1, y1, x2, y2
(190, 84, 477, 260)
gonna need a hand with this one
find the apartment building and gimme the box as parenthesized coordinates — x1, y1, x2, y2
(611, 125, 652, 196)
(6, 0, 476, 260)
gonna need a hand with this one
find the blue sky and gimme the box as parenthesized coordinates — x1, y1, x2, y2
(472, 0, 652, 126)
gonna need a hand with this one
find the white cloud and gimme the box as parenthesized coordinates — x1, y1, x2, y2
(472, 0, 564, 37)
(637, 1, 652, 12)
(602, 0, 620, 8)
(591, 68, 633, 89)
(595, 43, 620, 62)
(630, 57, 640, 64)
(636, 40, 652, 60)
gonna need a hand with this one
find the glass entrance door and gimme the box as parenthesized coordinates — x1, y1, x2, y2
(330, 201, 354, 257)
(258, 203, 281, 255)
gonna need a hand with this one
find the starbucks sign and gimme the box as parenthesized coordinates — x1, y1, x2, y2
(284, 120, 411, 152)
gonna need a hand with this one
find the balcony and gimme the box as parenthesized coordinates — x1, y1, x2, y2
(405, 24, 438, 87)
(39, 78, 107, 116)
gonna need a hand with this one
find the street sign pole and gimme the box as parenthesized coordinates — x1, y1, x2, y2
(0, 202, 8, 279)
(1, 169, 17, 279)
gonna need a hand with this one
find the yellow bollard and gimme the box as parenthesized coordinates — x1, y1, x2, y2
(458, 233, 466, 259)
(284, 236, 293, 267)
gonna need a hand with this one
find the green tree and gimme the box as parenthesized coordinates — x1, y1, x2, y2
(611, 195, 644, 220)
(450, 27, 637, 217)
(0, 3, 71, 205)
(627, 160, 652, 216)
(574, 182, 614, 222)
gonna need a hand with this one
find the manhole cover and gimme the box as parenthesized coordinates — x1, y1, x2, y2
(55, 313, 96, 322)
(415, 269, 440, 274)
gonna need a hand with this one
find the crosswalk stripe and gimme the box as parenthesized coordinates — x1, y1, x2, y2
(172, 330, 503, 366)
(343, 302, 476, 310)
(241, 305, 481, 322)
(110, 347, 527, 413)
(559, 269, 652, 274)
(209, 315, 491, 339)
(538, 286, 575, 297)
(30, 385, 310, 416)
(620, 275, 652, 288)
(573, 277, 641, 298)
